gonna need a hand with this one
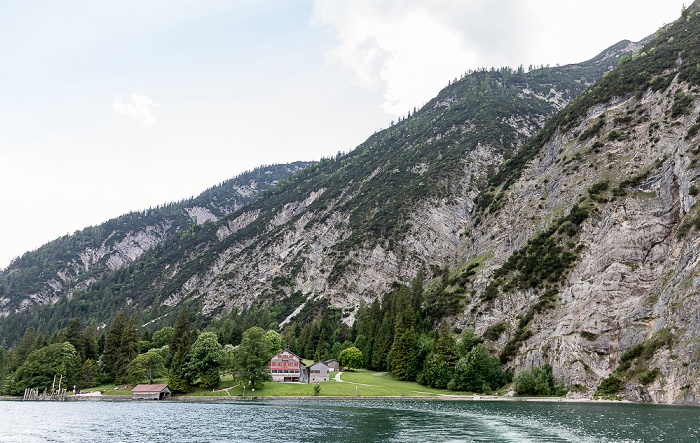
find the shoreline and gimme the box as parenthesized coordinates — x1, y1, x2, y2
(3, 394, 693, 405)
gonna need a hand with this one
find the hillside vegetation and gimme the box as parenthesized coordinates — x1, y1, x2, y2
(3, 2, 700, 404)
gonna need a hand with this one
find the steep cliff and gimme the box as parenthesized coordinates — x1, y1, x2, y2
(458, 4, 700, 403)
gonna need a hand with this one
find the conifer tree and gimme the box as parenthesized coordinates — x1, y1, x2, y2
(79, 358, 98, 389)
(64, 318, 83, 359)
(81, 324, 99, 362)
(115, 313, 140, 383)
(102, 312, 127, 382)
(169, 307, 193, 392)
(102, 311, 139, 384)
(391, 288, 417, 380)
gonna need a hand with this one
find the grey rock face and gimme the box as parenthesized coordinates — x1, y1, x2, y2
(456, 79, 700, 403)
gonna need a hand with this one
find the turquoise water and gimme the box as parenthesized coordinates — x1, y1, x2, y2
(0, 400, 697, 442)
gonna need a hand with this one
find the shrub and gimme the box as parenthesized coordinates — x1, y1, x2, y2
(639, 368, 661, 385)
(671, 91, 694, 118)
(482, 322, 508, 341)
(579, 331, 598, 341)
(513, 364, 557, 396)
(597, 375, 623, 395)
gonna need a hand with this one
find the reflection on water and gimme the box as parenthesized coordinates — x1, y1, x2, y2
(0, 399, 698, 442)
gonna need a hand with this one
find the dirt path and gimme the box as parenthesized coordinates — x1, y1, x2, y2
(332, 371, 376, 387)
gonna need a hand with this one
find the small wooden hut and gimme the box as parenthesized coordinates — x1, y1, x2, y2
(131, 384, 172, 400)
(324, 359, 341, 371)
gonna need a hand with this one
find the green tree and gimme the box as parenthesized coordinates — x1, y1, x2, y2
(353, 334, 367, 354)
(80, 325, 99, 362)
(101, 311, 140, 383)
(126, 350, 167, 384)
(339, 347, 363, 369)
(456, 329, 481, 358)
(391, 326, 417, 381)
(264, 329, 283, 355)
(78, 358, 98, 389)
(230, 326, 274, 390)
(448, 343, 504, 393)
(391, 288, 417, 380)
(513, 364, 556, 396)
(421, 353, 452, 388)
(10, 342, 80, 395)
(114, 313, 140, 383)
(14, 327, 38, 371)
(420, 326, 458, 388)
(151, 327, 174, 349)
(169, 307, 194, 392)
(184, 332, 225, 388)
(102, 311, 127, 383)
(64, 318, 83, 359)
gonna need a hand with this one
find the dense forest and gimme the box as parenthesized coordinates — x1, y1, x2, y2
(0, 273, 561, 396)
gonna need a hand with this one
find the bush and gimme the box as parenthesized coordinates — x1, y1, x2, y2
(448, 344, 505, 393)
(513, 364, 556, 396)
(639, 368, 661, 385)
(482, 322, 508, 341)
(579, 331, 598, 341)
(597, 375, 623, 395)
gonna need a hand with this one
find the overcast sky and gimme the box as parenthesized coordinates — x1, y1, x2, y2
(0, 0, 687, 268)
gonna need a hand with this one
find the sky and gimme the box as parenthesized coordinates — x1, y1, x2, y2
(0, 0, 688, 269)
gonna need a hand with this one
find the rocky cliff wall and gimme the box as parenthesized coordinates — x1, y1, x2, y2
(456, 78, 700, 403)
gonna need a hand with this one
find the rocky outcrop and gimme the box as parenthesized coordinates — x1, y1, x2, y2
(456, 77, 700, 403)
(0, 163, 309, 316)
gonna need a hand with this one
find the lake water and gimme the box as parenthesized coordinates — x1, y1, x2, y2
(0, 399, 697, 442)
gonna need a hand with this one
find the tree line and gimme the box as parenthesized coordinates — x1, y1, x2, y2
(0, 271, 564, 396)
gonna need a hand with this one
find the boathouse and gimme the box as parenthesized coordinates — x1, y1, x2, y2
(131, 384, 172, 400)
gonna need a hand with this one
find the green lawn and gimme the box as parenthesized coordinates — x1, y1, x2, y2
(209, 369, 463, 398)
(79, 369, 464, 398)
(336, 370, 463, 396)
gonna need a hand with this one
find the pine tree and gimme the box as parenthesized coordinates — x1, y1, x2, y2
(390, 288, 417, 380)
(64, 318, 83, 360)
(114, 313, 140, 383)
(102, 311, 139, 384)
(81, 324, 99, 362)
(391, 326, 417, 381)
(103, 311, 127, 382)
(79, 358, 98, 389)
(169, 307, 193, 392)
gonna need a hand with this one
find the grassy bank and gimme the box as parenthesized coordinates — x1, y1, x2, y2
(82, 370, 463, 398)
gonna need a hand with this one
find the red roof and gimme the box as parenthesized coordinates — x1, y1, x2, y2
(270, 349, 303, 361)
(132, 384, 171, 393)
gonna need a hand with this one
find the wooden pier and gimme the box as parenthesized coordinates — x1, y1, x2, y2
(22, 375, 67, 401)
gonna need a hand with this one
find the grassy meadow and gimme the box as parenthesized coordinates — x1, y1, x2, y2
(82, 369, 464, 398)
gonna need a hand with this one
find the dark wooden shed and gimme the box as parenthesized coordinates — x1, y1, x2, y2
(131, 384, 172, 400)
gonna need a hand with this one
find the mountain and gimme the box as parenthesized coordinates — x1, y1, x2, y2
(4, 4, 700, 404)
(458, 3, 700, 403)
(0, 162, 310, 320)
(0, 34, 640, 342)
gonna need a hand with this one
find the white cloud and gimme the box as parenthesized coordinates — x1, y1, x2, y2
(311, 0, 518, 115)
(311, 0, 687, 117)
(111, 94, 160, 125)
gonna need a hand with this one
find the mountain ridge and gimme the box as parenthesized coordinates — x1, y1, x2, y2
(3, 4, 699, 403)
